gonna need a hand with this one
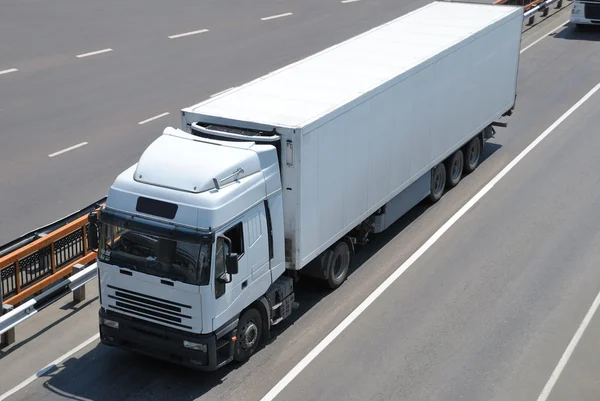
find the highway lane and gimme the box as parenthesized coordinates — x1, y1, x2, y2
(0, 0, 443, 245)
(0, 0, 500, 389)
(0, 0, 304, 66)
(546, 297, 600, 401)
(267, 81, 600, 401)
(2, 9, 598, 401)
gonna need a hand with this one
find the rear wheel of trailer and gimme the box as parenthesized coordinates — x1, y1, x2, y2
(429, 163, 447, 203)
(445, 149, 464, 188)
(326, 241, 353, 289)
(463, 136, 482, 174)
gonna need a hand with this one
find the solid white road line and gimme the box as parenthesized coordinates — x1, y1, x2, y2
(260, 83, 600, 401)
(536, 288, 600, 401)
(48, 142, 88, 158)
(76, 48, 113, 58)
(341, 0, 361, 3)
(138, 112, 169, 125)
(261, 12, 293, 21)
(0, 334, 100, 401)
(0, 68, 18, 75)
(521, 19, 570, 54)
(168, 29, 209, 39)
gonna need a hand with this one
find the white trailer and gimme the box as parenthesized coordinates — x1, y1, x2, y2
(90, 1, 523, 371)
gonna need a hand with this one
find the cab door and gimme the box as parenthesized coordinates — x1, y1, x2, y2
(212, 203, 270, 331)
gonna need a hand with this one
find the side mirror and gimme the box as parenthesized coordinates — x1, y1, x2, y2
(87, 212, 99, 250)
(226, 253, 239, 275)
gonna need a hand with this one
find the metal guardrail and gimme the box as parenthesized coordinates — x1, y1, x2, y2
(494, 0, 546, 8)
(523, 0, 565, 21)
(0, 198, 104, 346)
(0, 199, 104, 308)
(494, 0, 569, 25)
(0, 263, 97, 337)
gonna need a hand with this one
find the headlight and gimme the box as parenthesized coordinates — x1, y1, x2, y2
(183, 340, 207, 352)
(101, 318, 119, 329)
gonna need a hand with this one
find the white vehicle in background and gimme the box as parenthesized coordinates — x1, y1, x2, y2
(88, 1, 523, 371)
(571, 0, 600, 28)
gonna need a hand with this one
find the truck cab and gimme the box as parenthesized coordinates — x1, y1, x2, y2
(92, 127, 290, 370)
(571, 0, 600, 28)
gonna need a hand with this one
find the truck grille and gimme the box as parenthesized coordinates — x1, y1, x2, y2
(585, 3, 600, 19)
(107, 285, 193, 329)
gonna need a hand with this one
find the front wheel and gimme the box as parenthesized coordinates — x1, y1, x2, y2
(234, 308, 262, 363)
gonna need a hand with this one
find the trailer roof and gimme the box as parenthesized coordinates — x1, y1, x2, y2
(185, 1, 521, 130)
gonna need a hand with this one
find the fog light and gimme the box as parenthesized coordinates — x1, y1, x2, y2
(183, 340, 207, 352)
(102, 318, 119, 330)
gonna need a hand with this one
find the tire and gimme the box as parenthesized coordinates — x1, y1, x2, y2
(429, 162, 446, 203)
(444, 150, 464, 189)
(326, 241, 351, 289)
(463, 136, 481, 174)
(234, 308, 262, 363)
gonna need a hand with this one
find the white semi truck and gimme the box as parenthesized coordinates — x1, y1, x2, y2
(88, 1, 523, 370)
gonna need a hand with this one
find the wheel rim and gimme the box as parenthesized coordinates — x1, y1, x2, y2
(434, 168, 444, 195)
(469, 142, 480, 166)
(239, 320, 259, 351)
(332, 253, 346, 281)
(451, 153, 463, 181)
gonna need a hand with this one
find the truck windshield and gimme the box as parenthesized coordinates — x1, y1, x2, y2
(98, 223, 211, 286)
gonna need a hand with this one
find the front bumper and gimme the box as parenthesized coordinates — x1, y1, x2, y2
(99, 308, 235, 371)
(570, 16, 593, 23)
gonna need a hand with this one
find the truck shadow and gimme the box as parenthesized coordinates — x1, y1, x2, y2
(269, 141, 502, 338)
(521, 8, 569, 34)
(552, 22, 600, 40)
(40, 344, 240, 401)
(38, 142, 501, 401)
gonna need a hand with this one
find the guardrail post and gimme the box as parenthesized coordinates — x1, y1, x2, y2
(1, 304, 16, 347)
(556, 0, 562, 7)
(72, 264, 86, 304)
(542, 5, 549, 16)
(528, 14, 535, 25)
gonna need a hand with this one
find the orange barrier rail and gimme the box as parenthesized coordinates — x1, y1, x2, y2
(0, 211, 100, 306)
(493, 0, 545, 10)
(494, 0, 569, 26)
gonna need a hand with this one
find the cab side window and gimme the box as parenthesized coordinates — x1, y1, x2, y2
(215, 223, 244, 299)
(226, 223, 244, 257)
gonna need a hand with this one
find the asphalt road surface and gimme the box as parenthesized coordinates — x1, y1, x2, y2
(2, 1, 600, 401)
(0, 0, 494, 245)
